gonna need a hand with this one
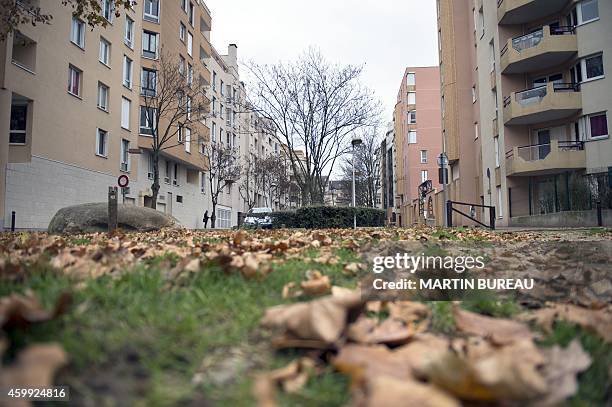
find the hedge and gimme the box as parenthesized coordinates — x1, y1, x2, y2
(268, 206, 385, 229)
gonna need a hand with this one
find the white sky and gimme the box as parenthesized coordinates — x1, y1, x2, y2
(205, 0, 439, 124)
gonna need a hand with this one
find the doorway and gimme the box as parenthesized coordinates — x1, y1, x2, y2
(537, 129, 551, 159)
(167, 192, 173, 215)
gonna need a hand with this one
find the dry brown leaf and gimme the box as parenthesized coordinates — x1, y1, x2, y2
(393, 333, 449, 377)
(0, 291, 71, 331)
(347, 317, 417, 346)
(425, 339, 548, 402)
(525, 304, 612, 343)
(261, 289, 363, 344)
(453, 305, 533, 345)
(334, 344, 413, 384)
(386, 301, 430, 323)
(366, 376, 460, 407)
(536, 339, 591, 406)
(300, 271, 331, 296)
(343, 262, 363, 275)
(0, 343, 67, 389)
(253, 358, 317, 407)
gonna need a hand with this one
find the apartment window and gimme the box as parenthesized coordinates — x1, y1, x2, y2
(164, 160, 171, 183)
(421, 170, 428, 183)
(406, 72, 415, 86)
(70, 17, 85, 48)
(139, 106, 156, 135)
(441, 95, 445, 118)
(185, 127, 191, 153)
(200, 172, 206, 193)
(407, 92, 416, 105)
(142, 31, 158, 59)
(489, 41, 495, 72)
(173, 163, 179, 185)
(124, 17, 134, 47)
(147, 154, 154, 179)
(11, 31, 37, 72)
(217, 208, 231, 228)
(67, 65, 82, 97)
(120, 139, 130, 171)
(408, 110, 417, 124)
(177, 195, 183, 203)
(9, 102, 27, 145)
(478, 7, 484, 37)
(141, 68, 157, 96)
(96, 128, 108, 157)
(97, 82, 109, 111)
(572, 0, 599, 25)
(101, 0, 113, 22)
(188, 2, 194, 25)
(474, 122, 479, 140)
(472, 86, 477, 103)
(494, 136, 500, 168)
(181, 0, 187, 12)
(121, 97, 131, 130)
(420, 150, 428, 164)
(187, 63, 193, 86)
(123, 56, 133, 88)
(409, 131, 417, 144)
(212, 122, 217, 142)
(589, 113, 608, 139)
(213, 71, 217, 91)
(497, 186, 503, 218)
(187, 32, 193, 56)
(179, 23, 186, 42)
(144, 0, 160, 22)
(99, 38, 110, 65)
(179, 55, 186, 75)
(584, 54, 604, 80)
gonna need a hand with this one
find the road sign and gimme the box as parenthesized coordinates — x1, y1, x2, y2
(118, 174, 129, 188)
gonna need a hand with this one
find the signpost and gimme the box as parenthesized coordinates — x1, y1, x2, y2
(108, 186, 118, 232)
(118, 175, 129, 204)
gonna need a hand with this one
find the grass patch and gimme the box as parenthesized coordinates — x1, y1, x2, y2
(428, 301, 455, 334)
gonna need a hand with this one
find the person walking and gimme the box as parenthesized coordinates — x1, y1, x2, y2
(203, 210, 209, 229)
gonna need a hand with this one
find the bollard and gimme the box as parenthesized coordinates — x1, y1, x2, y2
(490, 207, 496, 230)
(11, 211, 15, 232)
(597, 199, 602, 227)
(446, 201, 452, 227)
(108, 186, 118, 232)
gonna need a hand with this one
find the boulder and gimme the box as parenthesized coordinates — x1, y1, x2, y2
(48, 203, 182, 234)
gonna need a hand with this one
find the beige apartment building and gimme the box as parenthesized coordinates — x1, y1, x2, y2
(393, 66, 443, 226)
(438, 0, 612, 227)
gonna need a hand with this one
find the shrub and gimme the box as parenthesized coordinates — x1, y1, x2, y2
(270, 206, 385, 229)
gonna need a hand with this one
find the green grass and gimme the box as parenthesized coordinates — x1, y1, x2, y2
(0, 248, 364, 406)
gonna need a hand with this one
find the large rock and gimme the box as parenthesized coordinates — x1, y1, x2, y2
(48, 203, 182, 234)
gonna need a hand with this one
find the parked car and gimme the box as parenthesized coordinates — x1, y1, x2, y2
(244, 207, 273, 229)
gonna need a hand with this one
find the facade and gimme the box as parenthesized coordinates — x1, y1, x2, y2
(438, 0, 612, 227)
(380, 122, 399, 223)
(393, 66, 443, 225)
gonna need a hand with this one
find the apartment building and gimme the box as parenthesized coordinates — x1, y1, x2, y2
(439, 0, 612, 227)
(379, 122, 398, 223)
(393, 66, 443, 225)
(0, 1, 144, 229)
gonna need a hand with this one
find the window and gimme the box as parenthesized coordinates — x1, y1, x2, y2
(177, 195, 183, 203)
(99, 38, 110, 65)
(185, 127, 191, 153)
(173, 163, 179, 185)
(420, 150, 428, 164)
(164, 160, 171, 183)
(179, 23, 186, 41)
(220, 80, 225, 96)
(187, 32, 193, 56)
(478, 7, 484, 37)
(140, 106, 156, 135)
(142, 31, 158, 59)
(407, 92, 416, 105)
(179, 55, 186, 75)
(97, 82, 109, 111)
(187, 63, 193, 86)
(489, 41, 495, 72)
(408, 110, 417, 124)
(212, 122, 217, 142)
(474, 122, 479, 140)
(141, 68, 157, 96)
(188, 2, 194, 25)
(409, 131, 417, 144)
(494, 136, 500, 168)
(406, 72, 415, 86)
(123, 56, 133, 88)
(186, 96, 192, 119)
(472, 86, 477, 102)
(497, 186, 503, 218)
(144, 0, 160, 22)
(9, 102, 27, 144)
(124, 17, 134, 47)
(67, 65, 82, 96)
(589, 113, 608, 139)
(121, 97, 131, 129)
(421, 170, 428, 183)
(101, 0, 113, 22)
(217, 208, 231, 228)
(70, 17, 85, 48)
(584, 54, 604, 80)
(148, 154, 154, 179)
(96, 128, 108, 157)
(200, 172, 206, 193)
(120, 139, 130, 171)
(213, 71, 217, 91)
(11, 31, 37, 72)
(574, 0, 599, 25)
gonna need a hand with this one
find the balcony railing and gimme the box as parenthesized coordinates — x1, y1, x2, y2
(500, 26, 575, 57)
(506, 141, 584, 161)
(503, 83, 580, 108)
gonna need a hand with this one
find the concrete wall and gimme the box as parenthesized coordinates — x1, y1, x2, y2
(510, 209, 612, 228)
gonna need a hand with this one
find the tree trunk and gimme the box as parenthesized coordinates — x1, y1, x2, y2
(210, 204, 216, 228)
(151, 150, 160, 209)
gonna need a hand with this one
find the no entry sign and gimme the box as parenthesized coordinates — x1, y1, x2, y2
(118, 175, 129, 188)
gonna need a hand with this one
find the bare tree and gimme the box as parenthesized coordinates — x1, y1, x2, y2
(1, 0, 133, 41)
(140, 49, 209, 209)
(239, 153, 290, 210)
(339, 128, 382, 208)
(239, 152, 261, 211)
(202, 142, 241, 228)
(245, 48, 381, 205)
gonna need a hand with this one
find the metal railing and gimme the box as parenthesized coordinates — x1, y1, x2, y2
(501, 25, 575, 56)
(447, 201, 496, 230)
(505, 141, 584, 160)
(503, 82, 580, 108)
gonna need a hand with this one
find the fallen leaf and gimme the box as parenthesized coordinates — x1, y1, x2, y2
(387, 301, 430, 324)
(253, 358, 317, 407)
(0, 291, 71, 331)
(453, 305, 533, 345)
(334, 344, 412, 383)
(300, 271, 331, 296)
(0, 343, 67, 388)
(366, 376, 460, 407)
(347, 317, 418, 346)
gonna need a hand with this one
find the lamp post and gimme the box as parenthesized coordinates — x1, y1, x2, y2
(437, 152, 449, 226)
(352, 136, 363, 229)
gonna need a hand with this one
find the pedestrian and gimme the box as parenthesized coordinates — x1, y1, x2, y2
(203, 210, 209, 229)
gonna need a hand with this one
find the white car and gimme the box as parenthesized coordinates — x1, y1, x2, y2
(244, 207, 273, 228)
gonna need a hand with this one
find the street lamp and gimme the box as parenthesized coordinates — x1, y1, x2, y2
(437, 152, 449, 226)
(352, 136, 363, 229)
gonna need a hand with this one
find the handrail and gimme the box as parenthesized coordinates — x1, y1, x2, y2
(506, 141, 585, 160)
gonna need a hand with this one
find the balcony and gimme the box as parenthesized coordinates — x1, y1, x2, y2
(497, 0, 568, 25)
(503, 82, 581, 126)
(500, 26, 577, 74)
(505, 140, 586, 176)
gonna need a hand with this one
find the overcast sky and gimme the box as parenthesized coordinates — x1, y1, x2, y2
(205, 0, 439, 125)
